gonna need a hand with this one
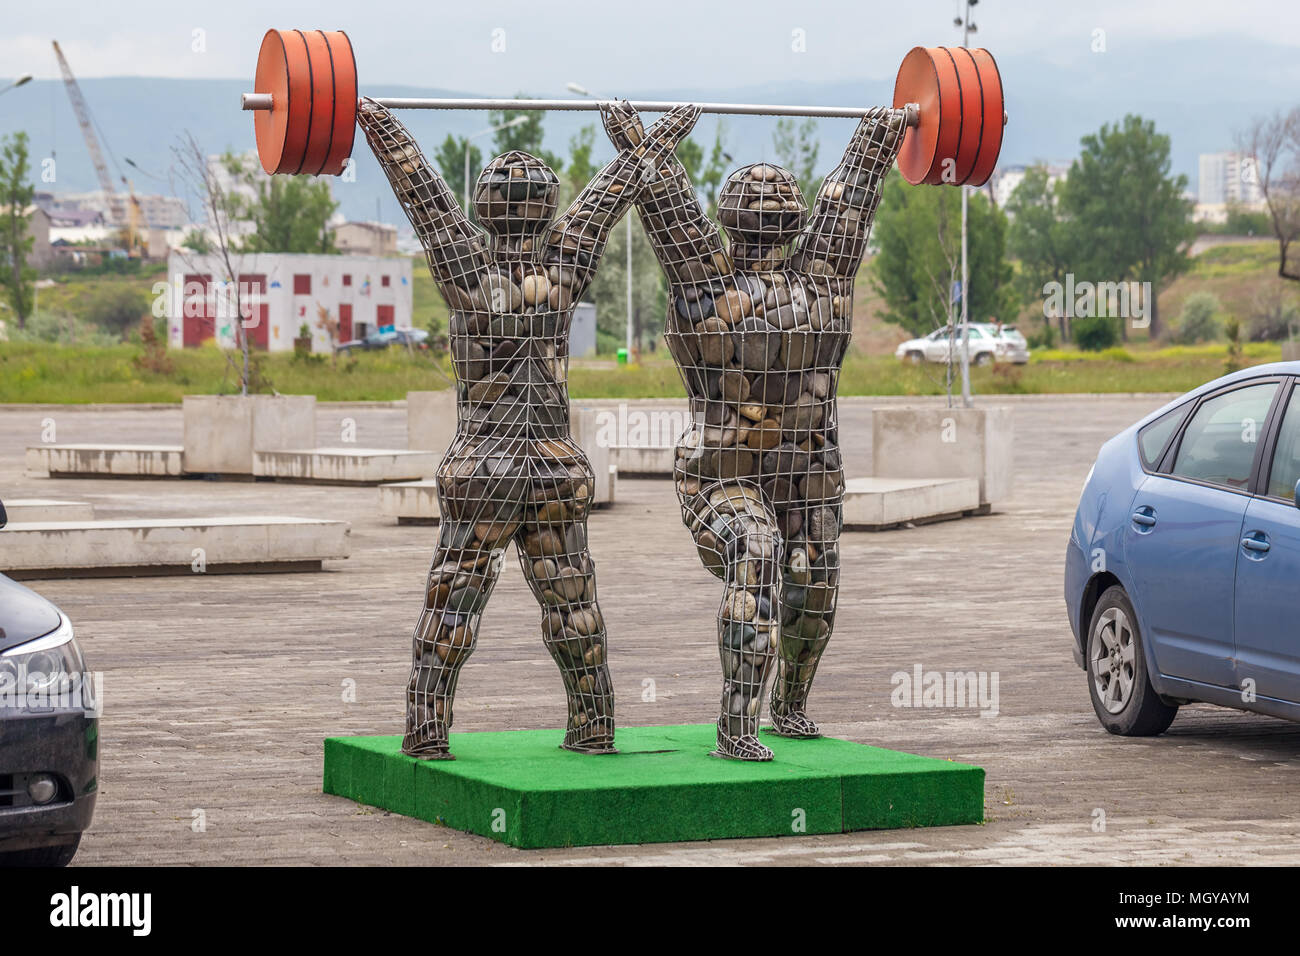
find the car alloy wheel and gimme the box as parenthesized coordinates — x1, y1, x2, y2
(1091, 606, 1136, 714)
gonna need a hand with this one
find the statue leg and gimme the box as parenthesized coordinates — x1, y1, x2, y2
(688, 482, 783, 761)
(403, 446, 526, 759)
(518, 453, 616, 753)
(769, 502, 841, 738)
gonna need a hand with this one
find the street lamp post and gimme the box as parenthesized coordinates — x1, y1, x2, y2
(0, 75, 33, 97)
(569, 81, 635, 361)
(955, 0, 979, 408)
(464, 115, 528, 215)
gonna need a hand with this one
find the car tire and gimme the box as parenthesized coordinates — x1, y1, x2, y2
(973, 351, 993, 366)
(906, 350, 924, 364)
(1086, 586, 1177, 737)
(0, 835, 80, 867)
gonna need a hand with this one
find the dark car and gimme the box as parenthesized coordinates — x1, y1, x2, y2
(335, 327, 429, 353)
(1065, 363, 1300, 736)
(0, 499, 99, 866)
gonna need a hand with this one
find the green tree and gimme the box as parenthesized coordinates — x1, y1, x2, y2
(700, 121, 732, 218)
(223, 153, 339, 254)
(870, 175, 1016, 336)
(675, 137, 704, 182)
(563, 124, 600, 204)
(772, 118, 822, 203)
(0, 131, 36, 329)
(489, 101, 564, 172)
(1005, 165, 1073, 338)
(1059, 115, 1195, 339)
(432, 133, 483, 212)
(586, 210, 666, 354)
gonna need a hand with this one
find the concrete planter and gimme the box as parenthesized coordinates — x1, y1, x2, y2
(871, 405, 1013, 509)
(406, 389, 457, 452)
(182, 394, 316, 475)
(1283, 341, 1300, 362)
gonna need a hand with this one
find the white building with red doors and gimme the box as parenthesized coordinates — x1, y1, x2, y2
(164, 252, 414, 353)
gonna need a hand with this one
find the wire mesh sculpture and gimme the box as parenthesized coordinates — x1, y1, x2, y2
(603, 102, 906, 760)
(359, 98, 701, 759)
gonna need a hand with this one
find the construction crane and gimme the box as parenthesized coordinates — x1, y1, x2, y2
(51, 39, 141, 256)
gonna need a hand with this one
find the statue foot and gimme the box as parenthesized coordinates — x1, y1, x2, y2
(711, 729, 774, 762)
(767, 706, 822, 739)
(562, 719, 617, 754)
(403, 723, 453, 760)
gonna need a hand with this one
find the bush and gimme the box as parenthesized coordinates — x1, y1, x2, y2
(1027, 322, 1057, 350)
(86, 285, 149, 338)
(1073, 315, 1121, 352)
(1247, 284, 1300, 342)
(1169, 292, 1221, 344)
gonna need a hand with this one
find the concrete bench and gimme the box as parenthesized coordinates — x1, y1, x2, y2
(26, 444, 184, 479)
(0, 515, 350, 579)
(842, 477, 981, 531)
(610, 445, 675, 477)
(2, 499, 95, 522)
(253, 448, 441, 484)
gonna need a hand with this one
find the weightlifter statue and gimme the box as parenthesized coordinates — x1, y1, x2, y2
(603, 102, 906, 760)
(358, 98, 701, 759)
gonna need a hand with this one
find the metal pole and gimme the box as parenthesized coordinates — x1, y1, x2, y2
(463, 140, 471, 214)
(242, 93, 919, 126)
(626, 216, 633, 359)
(957, 0, 973, 409)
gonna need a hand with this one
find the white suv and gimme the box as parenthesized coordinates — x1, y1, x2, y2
(895, 323, 1030, 366)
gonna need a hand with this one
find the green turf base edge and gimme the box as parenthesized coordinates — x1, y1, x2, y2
(323, 723, 984, 849)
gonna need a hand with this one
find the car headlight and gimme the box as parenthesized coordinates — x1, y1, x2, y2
(0, 614, 93, 714)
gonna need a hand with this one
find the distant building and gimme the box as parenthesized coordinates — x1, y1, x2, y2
(333, 221, 398, 257)
(1198, 151, 1263, 206)
(35, 189, 189, 229)
(164, 252, 413, 354)
(989, 164, 1068, 211)
(0, 205, 54, 269)
(571, 302, 596, 358)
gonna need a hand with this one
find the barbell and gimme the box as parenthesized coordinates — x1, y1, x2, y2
(242, 29, 1005, 187)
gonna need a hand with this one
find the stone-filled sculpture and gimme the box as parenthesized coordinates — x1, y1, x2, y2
(359, 99, 701, 759)
(603, 103, 905, 760)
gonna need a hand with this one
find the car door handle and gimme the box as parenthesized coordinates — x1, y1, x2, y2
(1131, 507, 1157, 528)
(1242, 533, 1271, 555)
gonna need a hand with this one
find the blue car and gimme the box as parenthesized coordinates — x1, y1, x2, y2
(1066, 362, 1300, 735)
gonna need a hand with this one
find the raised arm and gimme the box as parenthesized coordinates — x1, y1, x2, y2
(544, 104, 701, 303)
(790, 107, 905, 279)
(599, 102, 732, 287)
(356, 98, 490, 309)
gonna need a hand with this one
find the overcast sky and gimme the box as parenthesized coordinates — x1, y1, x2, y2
(5, 0, 1299, 90)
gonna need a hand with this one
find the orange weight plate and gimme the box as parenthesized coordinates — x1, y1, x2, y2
(254, 29, 313, 175)
(297, 30, 335, 175)
(893, 47, 962, 185)
(321, 31, 357, 176)
(948, 47, 984, 185)
(966, 48, 1005, 187)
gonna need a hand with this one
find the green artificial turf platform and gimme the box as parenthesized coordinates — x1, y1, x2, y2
(323, 723, 984, 848)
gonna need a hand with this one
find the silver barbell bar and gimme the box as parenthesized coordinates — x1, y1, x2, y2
(241, 92, 922, 126)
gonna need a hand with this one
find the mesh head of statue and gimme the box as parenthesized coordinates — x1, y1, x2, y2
(716, 163, 808, 252)
(473, 151, 560, 238)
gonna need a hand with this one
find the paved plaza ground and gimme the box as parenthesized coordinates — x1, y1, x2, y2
(3, 394, 1299, 865)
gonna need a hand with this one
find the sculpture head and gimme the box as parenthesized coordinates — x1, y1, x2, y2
(473, 151, 560, 238)
(716, 163, 807, 250)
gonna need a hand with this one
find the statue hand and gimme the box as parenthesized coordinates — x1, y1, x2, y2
(600, 100, 645, 150)
(639, 104, 702, 160)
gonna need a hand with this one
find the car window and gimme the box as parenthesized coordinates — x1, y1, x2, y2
(1171, 382, 1279, 489)
(1267, 385, 1300, 501)
(1137, 403, 1188, 470)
